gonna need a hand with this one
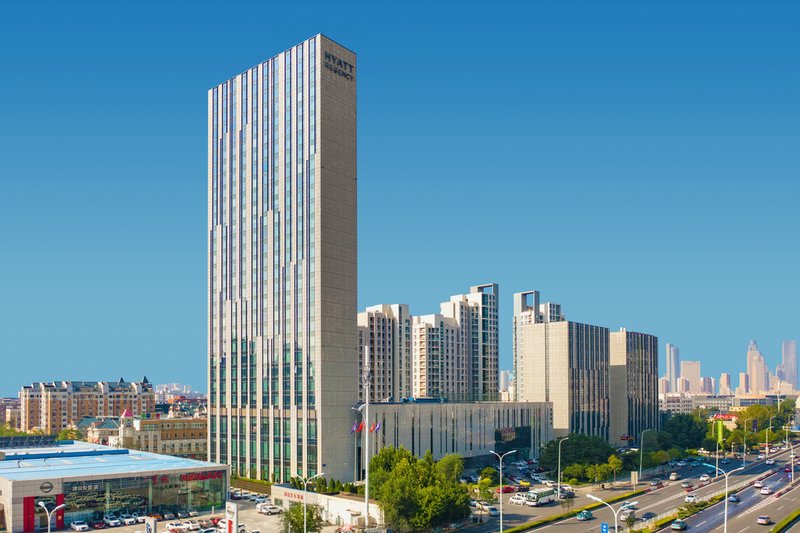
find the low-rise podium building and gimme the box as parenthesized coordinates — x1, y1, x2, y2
(0, 437, 227, 533)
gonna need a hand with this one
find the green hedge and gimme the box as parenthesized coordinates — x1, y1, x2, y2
(230, 477, 272, 494)
(770, 508, 800, 533)
(502, 490, 645, 533)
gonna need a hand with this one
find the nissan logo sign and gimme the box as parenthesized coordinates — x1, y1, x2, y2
(40, 482, 54, 493)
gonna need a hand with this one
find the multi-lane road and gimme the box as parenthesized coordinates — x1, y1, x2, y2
(539, 454, 779, 532)
(467, 448, 798, 532)
(666, 451, 799, 532)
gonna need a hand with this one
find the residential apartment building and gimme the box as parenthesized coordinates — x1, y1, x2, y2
(0, 398, 20, 428)
(357, 304, 412, 402)
(439, 284, 500, 401)
(115, 415, 208, 460)
(513, 290, 611, 439)
(412, 314, 465, 399)
(359, 284, 500, 403)
(208, 35, 357, 482)
(17, 379, 155, 433)
(609, 328, 659, 447)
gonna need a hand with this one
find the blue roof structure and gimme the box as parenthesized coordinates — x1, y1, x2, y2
(0, 441, 224, 482)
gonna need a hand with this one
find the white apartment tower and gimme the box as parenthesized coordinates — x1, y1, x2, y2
(412, 314, 465, 398)
(357, 304, 412, 402)
(440, 283, 500, 401)
(208, 35, 357, 482)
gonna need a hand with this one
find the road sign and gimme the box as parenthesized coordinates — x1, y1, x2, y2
(601, 523, 609, 533)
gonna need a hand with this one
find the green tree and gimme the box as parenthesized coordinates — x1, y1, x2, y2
(479, 466, 499, 485)
(562, 463, 585, 482)
(607, 455, 623, 483)
(435, 454, 464, 482)
(539, 434, 616, 472)
(279, 503, 323, 533)
(372, 447, 470, 532)
(584, 464, 601, 486)
(57, 428, 82, 441)
(476, 477, 495, 503)
(369, 446, 416, 496)
(663, 413, 707, 449)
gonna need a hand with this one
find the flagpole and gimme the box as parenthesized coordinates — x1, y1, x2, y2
(364, 345, 372, 530)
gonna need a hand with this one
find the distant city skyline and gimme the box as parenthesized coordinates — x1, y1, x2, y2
(1, 1, 798, 395)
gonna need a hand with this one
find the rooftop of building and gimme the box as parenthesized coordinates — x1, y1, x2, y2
(0, 439, 223, 482)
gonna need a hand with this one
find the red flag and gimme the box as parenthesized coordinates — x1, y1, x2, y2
(357, 422, 364, 432)
(370, 423, 376, 433)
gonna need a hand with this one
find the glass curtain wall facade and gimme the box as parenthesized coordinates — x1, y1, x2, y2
(208, 34, 357, 483)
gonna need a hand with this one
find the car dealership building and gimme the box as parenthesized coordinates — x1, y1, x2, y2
(0, 437, 227, 533)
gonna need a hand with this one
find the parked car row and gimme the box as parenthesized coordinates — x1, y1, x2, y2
(71, 510, 202, 531)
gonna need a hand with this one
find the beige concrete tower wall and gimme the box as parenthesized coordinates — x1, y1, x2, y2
(208, 35, 357, 482)
(609, 332, 629, 446)
(316, 35, 358, 483)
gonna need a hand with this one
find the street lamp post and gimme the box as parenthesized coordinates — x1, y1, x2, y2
(789, 442, 795, 486)
(638, 428, 655, 484)
(587, 494, 637, 533)
(557, 437, 569, 494)
(743, 417, 754, 468)
(767, 415, 777, 458)
(705, 463, 743, 533)
(490, 449, 516, 533)
(38, 502, 66, 533)
(297, 472, 325, 533)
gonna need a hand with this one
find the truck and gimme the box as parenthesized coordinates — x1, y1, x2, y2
(525, 487, 556, 506)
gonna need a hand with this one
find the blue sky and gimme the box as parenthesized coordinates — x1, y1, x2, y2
(1, 1, 798, 396)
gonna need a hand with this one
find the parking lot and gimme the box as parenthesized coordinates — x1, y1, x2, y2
(70, 499, 284, 533)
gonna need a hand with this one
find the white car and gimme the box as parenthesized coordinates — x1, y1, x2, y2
(166, 522, 188, 531)
(754, 480, 764, 488)
(184, 520, 201, 531)
(760, 487, 773, 495)
(685, 494, 698, 503)
(757, 515, 772, 525)
(509, 495, 527, 505)
(119, 515, 137, 526)
(620, 501, 636, 510)
(699, 474, 711, 482)
(258, 505, 282, 516)
(543, 480, 556, 487)
(670, 472, 681, 481)
(766, 459, 775, 465)
(103, 515, 121, 527)
(132, 513, 147, 524)
(71, 521, 90, 532)
(560, 484, 573, 492)
(485, 506, 500, 517)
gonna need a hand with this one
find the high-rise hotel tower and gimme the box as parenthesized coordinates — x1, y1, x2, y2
(208, 35, 357, 482)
